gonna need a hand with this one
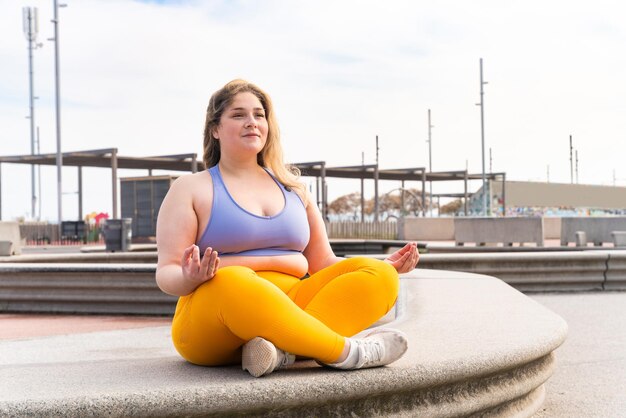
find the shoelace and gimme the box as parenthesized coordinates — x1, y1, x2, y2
(278, 351, 295, 367)
(357, 339, 384, 367)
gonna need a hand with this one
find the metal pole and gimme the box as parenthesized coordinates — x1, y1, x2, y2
(478, 58, 487, 216)
(400, 180, 405, 216)
(191, 153, 198, 173)
(112, 149, 118, 218)
(24, 7, 38, 219)
(569, 135, 573, 184)
(51, 0, 64, 229)
(78, 166, 83, 220)
(488, 147, 493, 215)
(427, 109, 433, 216)
(464, 170, 468, 216)
(360, 152, 364, 222)
(502, 173, 507, 216)
(374, 135, 379, 222)
(316, 176, 320, 208)
(576, 150, 578, 184)
(320, 163, 327, 220)
(37, 126, 42, 220)
(421, 170, 426, 217)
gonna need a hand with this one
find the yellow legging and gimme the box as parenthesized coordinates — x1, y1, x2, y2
(171, 257, 399, 366)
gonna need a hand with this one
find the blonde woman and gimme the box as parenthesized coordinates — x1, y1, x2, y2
(156, 79, 419, 377)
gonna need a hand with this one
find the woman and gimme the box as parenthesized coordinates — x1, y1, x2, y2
(156, 79, 419, 378)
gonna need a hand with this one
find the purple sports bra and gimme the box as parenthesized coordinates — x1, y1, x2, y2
(196, 165, 310, 257)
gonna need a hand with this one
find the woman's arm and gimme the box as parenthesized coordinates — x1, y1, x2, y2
(156, 174, 216, 296)
(302, 191, 343, 274)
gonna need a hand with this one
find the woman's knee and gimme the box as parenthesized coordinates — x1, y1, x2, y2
(343, 257, 399, 298)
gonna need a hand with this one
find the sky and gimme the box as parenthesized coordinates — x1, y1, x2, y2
(1, 0, 625, 221)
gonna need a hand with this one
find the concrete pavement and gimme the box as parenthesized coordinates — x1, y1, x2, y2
(531, 291, 626, 418)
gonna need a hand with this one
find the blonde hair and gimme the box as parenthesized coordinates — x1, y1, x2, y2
(203, 79, 307, 204)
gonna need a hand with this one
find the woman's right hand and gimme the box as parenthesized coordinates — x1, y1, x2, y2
(181, 244, 220, 286)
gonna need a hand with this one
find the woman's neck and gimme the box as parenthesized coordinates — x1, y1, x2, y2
(218, 156, 262, 178)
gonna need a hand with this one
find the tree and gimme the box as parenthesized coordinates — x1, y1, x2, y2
(329, 188, 433, 219)
(328, 192, 362, 217)
(440, 199, 462, 215)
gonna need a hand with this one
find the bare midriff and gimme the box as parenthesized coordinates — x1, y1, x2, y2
(219, 252, 309, 278)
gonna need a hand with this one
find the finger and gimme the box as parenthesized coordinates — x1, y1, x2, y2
(207, 250, 218, 273)
(182, 245, 195, 263)
(398, 243, 411, 255)
(200, 247, 214, 274)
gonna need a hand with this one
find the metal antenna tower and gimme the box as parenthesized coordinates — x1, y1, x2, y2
(477, 58, 488, 216)
(23, 7, 43, 219)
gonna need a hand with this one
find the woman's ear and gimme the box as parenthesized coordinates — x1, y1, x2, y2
(212, 128, 219, 140)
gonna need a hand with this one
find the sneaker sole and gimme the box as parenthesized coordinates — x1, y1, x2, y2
(242, 337, 277, 378)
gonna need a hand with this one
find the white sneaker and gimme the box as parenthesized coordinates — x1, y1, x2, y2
(352, 329, 408, 369)
(241, 337, 296, 378)
(325, 328, 408, 370)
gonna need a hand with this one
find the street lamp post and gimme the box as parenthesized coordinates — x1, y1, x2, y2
(50, 0, 66, 232)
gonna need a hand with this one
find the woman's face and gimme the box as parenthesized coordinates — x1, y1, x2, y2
(214, 92, 269, 160)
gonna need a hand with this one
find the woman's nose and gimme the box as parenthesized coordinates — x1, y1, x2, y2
(244, 114, 257, 128)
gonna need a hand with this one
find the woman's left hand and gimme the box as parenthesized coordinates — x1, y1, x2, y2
(384, 242, 419, 273)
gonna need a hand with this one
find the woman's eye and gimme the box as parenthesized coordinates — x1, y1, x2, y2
(232, 114, 243, 118)
(255, 113, 266, 118)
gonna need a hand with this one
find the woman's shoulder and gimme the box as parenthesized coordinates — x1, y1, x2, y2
(169, 170, 212, 195)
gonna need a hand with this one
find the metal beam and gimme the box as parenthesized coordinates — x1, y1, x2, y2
(111, 149, 118, 219)
(78, 166, 82, 220)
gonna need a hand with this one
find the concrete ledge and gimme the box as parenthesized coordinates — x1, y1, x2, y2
(0, 270, 567, 417)
(3, 251, 626, 317)
(606, 251, 626, 290)
(561, 216, 626, 246)
(419, 251, 610, 292)
(0, 251, 157, 264)
(3, 251, 626, 316)
(0, 263, 176, 315)
(0, 221, 22, 255)
(454, 217, 544, 247)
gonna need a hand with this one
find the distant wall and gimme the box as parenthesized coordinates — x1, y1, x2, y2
(399, 216, 559, 244)
(398, 218, 454, 240)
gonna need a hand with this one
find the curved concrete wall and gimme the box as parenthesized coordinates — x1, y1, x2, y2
(0, 268, 567, 417)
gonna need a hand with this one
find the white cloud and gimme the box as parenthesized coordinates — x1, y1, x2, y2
(1, 0, 626, 221)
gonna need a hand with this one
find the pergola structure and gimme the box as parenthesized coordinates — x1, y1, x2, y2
(294, 161, 506, 219)
(0, 148, 506, 221)
(0, 149, 199, 220)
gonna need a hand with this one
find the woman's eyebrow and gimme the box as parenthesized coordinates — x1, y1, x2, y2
(228, 107, 265, 112)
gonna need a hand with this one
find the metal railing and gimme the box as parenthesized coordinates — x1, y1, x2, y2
(19, 222, 104, 245)
(326, 221, 398, 240)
